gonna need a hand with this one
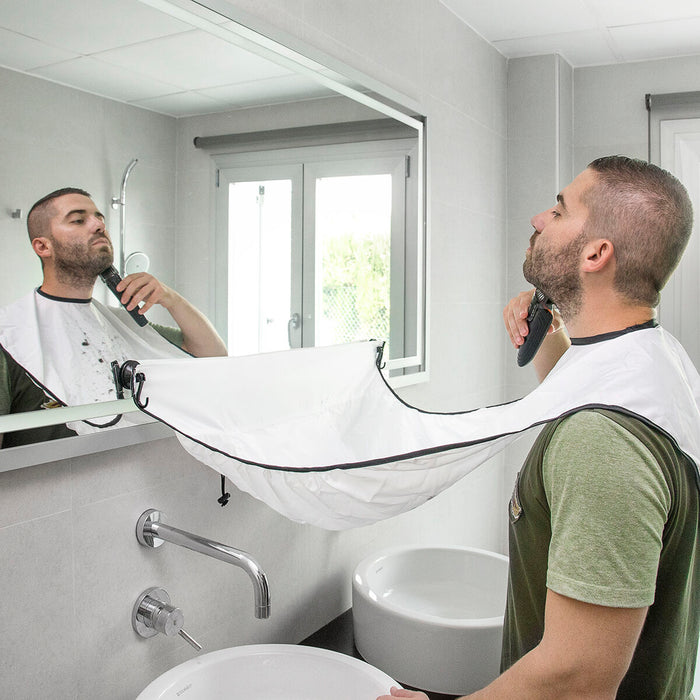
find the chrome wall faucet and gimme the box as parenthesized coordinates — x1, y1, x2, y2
(136, 509, 271, 619)
(132, 587, 202, 649)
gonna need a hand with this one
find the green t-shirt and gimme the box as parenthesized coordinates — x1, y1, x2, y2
(503, 409, 700, 699)
(544, 411, 670, 607)
(0, 346, 76, 446)
(149, 322, 185, 351)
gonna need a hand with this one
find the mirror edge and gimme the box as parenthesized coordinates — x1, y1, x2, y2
(0, 421, 173, 473)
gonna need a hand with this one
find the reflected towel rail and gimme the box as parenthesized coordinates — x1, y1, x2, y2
(0, 398, 138, 433)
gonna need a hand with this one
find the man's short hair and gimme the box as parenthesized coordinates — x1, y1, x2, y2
(584, 156, 693, 307)
(27, 187, 92, 242)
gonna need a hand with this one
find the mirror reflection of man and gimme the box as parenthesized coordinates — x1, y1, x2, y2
(0, 187, 226, 448)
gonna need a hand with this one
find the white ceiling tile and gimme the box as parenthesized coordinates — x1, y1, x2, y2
(95, 29, 293, 91)
(608, 17, 700, 62)
(583, 0, 700, 28)
(131, 90, 222, 117)
(199, 74, 335, 109)
(493, 30, 618, 67)
(31, 56, 181, 103)
(0, 29, 78, 70)
(0, 0, 192, 55)
(439, 0, 598, 42)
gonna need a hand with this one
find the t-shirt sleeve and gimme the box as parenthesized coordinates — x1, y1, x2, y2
(149, 322, 185, 350)
(543, 411, 671, 608)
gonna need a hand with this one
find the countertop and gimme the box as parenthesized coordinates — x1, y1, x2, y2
(301, 609, 459, 700)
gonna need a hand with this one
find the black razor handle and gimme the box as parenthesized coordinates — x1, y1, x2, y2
(99, 265, 148, 327)
(517, 289, 553, 367)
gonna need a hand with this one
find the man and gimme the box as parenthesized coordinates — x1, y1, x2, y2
(0, 187, 226, 446)
(379, 156, 700, 699)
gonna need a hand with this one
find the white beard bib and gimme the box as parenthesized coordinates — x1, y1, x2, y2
(0, 290, 187, 419)
(122, 325, 700, 529)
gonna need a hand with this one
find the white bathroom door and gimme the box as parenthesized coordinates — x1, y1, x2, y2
(659, 118, 700, 369)
(659, 119, 700, 700)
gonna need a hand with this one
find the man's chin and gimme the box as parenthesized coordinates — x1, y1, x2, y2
(81, 260, 114, 280)
(94, 251, 114, 272)
(522, 264, 536, 288)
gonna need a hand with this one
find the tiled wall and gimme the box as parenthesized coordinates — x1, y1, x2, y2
(0, 67, 177, 322)
(0, 434, 504, 698)
(504, 54, 574, 401)
(501, 54, 574, 512)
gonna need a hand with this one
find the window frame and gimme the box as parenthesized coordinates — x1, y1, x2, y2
(212, 136, 423, 380)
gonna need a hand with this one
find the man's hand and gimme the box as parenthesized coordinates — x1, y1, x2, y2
(503, 289, 569, 381)
(377, 687, 428, 700)
(116, 272, 227, 357)
(115, 272, 176, 315)
(503, 290, 536, 350)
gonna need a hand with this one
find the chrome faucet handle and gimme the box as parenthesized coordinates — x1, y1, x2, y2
(177, 628, 201, 650)
(132, 587, 202, 650)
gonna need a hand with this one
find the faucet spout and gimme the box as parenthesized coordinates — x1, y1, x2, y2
(136, 509, 270, 619)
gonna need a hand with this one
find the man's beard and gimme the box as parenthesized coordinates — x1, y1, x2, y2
(523, 231, 587, 320)
(51, 236, 114, 287)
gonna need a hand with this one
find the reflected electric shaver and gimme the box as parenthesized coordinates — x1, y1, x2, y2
(99, 265, 148, 327)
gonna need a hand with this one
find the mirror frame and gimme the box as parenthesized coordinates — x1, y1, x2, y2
(0, 0, 427, 471)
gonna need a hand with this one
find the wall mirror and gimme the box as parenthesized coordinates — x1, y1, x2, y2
(0, 0, 426, 467)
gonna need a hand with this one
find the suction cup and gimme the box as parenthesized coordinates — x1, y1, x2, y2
(125, 251, 150, 275)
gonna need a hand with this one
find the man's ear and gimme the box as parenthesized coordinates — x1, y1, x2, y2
(582, 238, 614, 273)
(31, 236, 52, 261)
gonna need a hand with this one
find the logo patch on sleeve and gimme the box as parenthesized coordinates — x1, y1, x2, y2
(509, 471, 523, 522)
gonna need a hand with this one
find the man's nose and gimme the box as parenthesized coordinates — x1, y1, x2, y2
(530, 209, 548, 232)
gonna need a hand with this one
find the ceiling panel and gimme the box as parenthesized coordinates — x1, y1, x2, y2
(583, 0, 700, 27)
(0, 29, 77, 70)
(440, 0, 700, 66)
(198, 74, 333, 109)
(608, 17, 700, 62)
(95, 29, 293, 91)
(0, 0, 191, 55)
(32, 56, 181, 103)
(493, 29, 619, 67)
(440, 0, 598, 42)
(131, 90, 222, 116)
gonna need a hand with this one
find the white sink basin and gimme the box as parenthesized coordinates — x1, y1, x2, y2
(352, 545, 509, 696)
(136, 643, 399, 700)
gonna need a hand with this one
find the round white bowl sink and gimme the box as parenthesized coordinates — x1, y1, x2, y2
(352, 545, 509, 696)
(136, 644, 400, 700)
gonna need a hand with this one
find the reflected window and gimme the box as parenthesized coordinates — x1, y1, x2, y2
(227, 179, 293, 356)
(315, 173, 392, 348)
(216, 139, 416, 370)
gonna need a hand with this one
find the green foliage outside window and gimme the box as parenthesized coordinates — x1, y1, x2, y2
(321, 231, 390, 344)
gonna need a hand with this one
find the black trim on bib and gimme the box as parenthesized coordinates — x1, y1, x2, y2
(570, 319, 657, 346)
(36, 288, 93, 304)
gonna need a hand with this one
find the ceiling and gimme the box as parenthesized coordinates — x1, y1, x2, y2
(0, 0, 334, 117)
(3, 1, 700, 118)
(441, 0, 700, 67)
